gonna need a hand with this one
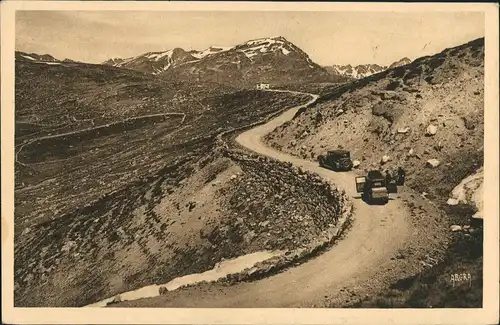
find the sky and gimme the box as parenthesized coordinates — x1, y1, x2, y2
(15, 11, 485, 66)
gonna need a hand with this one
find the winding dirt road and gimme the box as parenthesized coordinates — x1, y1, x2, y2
(118, 90, 413, 308)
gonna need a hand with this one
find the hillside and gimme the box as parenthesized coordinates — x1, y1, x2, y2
(265, 37, 484, 202)
(15, 56, 238, 143)
(15, 54, 351, 307)
(102, 36, 332, 86)
(264, 37, 484, 307)
(325, 57, 412, 80)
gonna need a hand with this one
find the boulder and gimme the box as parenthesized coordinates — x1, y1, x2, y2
(426, 124, 438, 136)
(259, 221, 270, 227)
(380, 155, 391, 164)
(426, 159, 441, 168)
(408, 148, 415, 157)
(450, 225, 462, 232)
(447, 198, 459, 205)
(397, 127, 410, 134)
(352, 160, 361, 168)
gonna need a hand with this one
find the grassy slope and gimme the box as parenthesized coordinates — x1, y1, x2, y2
(264, 38, 485, 307)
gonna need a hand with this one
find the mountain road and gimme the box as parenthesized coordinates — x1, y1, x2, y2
(116, 89, 415, 307)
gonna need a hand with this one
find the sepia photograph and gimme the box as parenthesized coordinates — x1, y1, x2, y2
(1, 1, 498, 324)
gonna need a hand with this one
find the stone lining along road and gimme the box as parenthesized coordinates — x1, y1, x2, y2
(111, 89, 430, 308)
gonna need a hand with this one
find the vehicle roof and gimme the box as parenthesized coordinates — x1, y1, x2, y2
(328, 149, 350, 155)
(367, 170, 384, 179)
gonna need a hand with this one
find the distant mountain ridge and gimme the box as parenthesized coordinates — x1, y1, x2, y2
(16, 51, 80, 64)
(17, 41, 413, 86)
(16, 52, 59, 63)
(102, 36, 333, 85)
(325, 57, 412, 79)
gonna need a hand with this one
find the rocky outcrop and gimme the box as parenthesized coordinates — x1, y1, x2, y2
(446, 167, 483, 220)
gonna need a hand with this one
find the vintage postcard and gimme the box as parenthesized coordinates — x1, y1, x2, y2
(1, 1, 498, 324)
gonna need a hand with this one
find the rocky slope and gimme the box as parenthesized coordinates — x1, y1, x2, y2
(265, 37, 484, 307)
(265, 37, 484, 204)
(14, 57, 310, 230)
(102, 36, 332, 86)
(14, 90, 350, 307)
(325, 57, 412, 80)
(15, 53, 350, 307)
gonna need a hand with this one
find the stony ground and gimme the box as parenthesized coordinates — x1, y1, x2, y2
(15, 143, 349, 307)
(265, 38, 484, 204)
(14, 38, 485, 308)
(14, 62, 350, 307)
(15, 60, 311, 232)
(264, 38, 485, 307)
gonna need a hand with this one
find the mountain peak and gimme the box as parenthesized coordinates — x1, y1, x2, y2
(389, 57, 412, 69)
(270, 36, 288, 42)
(101, 36, 330, 85)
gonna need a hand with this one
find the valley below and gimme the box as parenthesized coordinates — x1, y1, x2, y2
(13, 36, 484, 309)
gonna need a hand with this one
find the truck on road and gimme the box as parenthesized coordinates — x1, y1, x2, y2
(355, 170, 398, 204)
(318, 149, 353, 171)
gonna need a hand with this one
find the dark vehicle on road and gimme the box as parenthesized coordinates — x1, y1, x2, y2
(355, 170, 398, 204)
(318, 149, 353, 171)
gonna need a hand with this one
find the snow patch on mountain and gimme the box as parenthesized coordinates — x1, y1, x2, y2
(146, 50, 174, 61)
(191, 46, 231, 59)
(236, 37, 296, 61)
(244, 37, 281, 47)
(38, 62, 62, 66)
(21, 54, 36, 61)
